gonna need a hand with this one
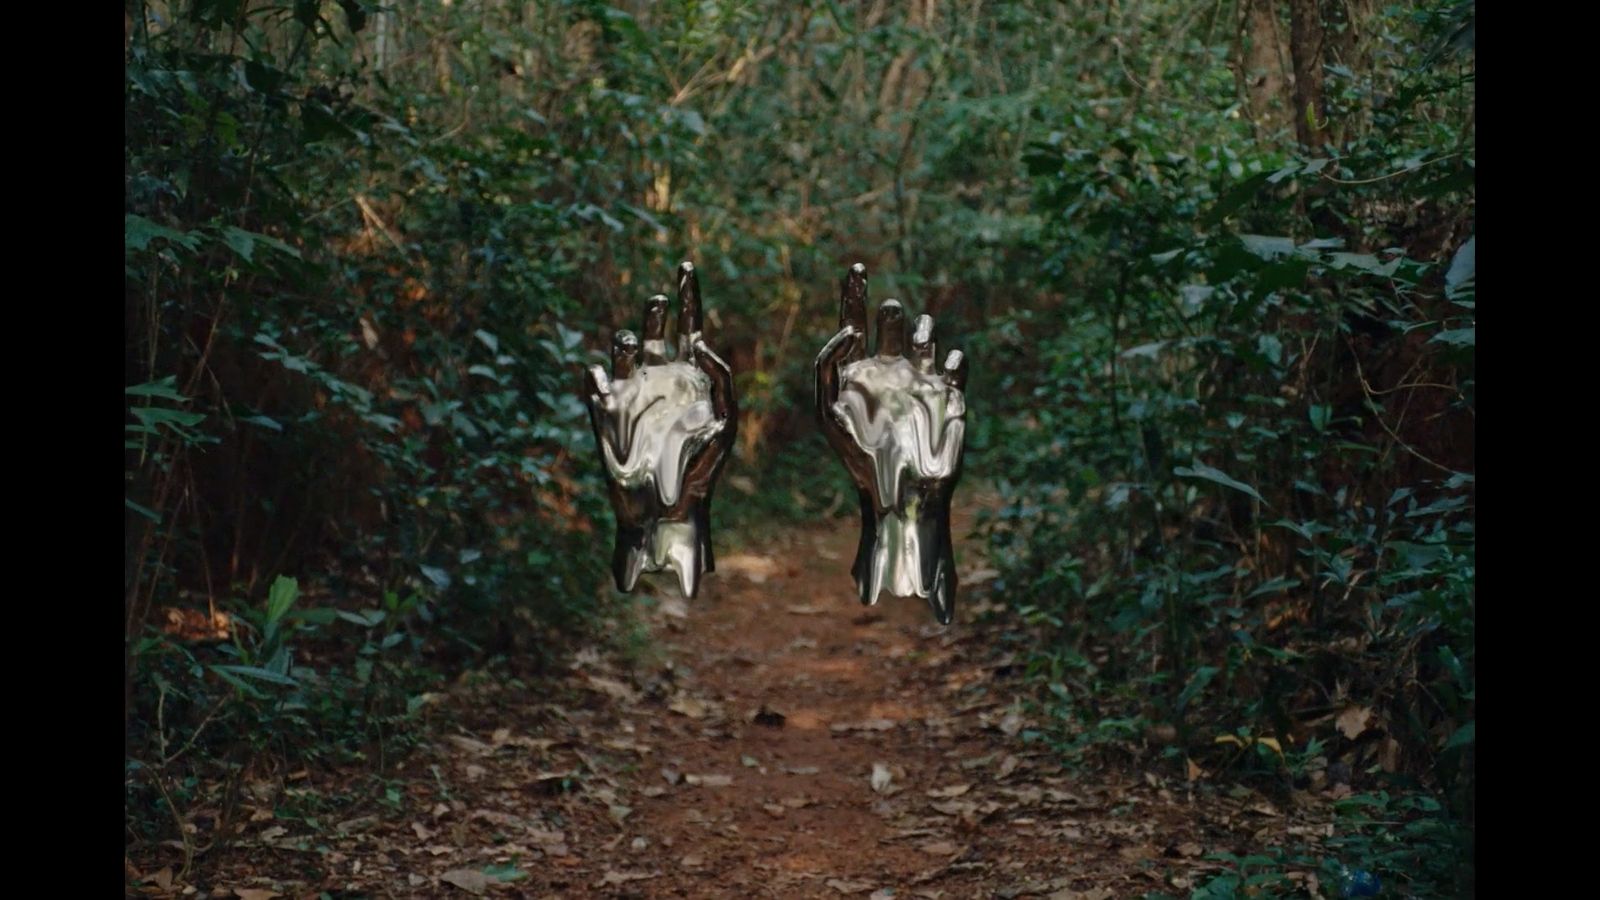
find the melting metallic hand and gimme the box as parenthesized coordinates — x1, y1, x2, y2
(583, 262, 737, 598)
(815, 264, 967, 625)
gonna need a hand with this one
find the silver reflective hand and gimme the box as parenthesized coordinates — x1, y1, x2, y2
(815, 264, 967, 624)
(583, 262, 737, 598)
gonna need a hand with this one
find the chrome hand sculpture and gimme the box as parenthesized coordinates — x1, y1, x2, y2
(583, 262, 737, 599)
(815, 264, 967, 625)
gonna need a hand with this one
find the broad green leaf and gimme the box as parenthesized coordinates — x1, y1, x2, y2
(1174, 464, 1266, 504)
(130, 406, 206, 430)
(420, 565, 451, 589)
(1256, 334, 1283, 366)
(126, 214, 199, 253)
(126, 497, 162, 523)
(1309, 404, 1331, 432)
(210, 666, 266, 698)
(221, 226, 256, 262)
(1445, 236, 1475, 299)
(242, 415, 284, 432)
(1240, 234, 1295, 261)
(337, 609, 387, 627)
(288, 608, 341, 625)
(1443, 720, 1474, 750)
(125, 377, 187, 402)
(1175, 665, 1219, 711)
(211, 664, 298, 687)
(266, 575, 299, 624)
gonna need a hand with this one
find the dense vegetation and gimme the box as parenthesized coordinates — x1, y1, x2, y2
(126, 0, 1473, 893)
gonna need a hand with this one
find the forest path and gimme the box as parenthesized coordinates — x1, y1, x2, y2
(141, 500, 1332, 899)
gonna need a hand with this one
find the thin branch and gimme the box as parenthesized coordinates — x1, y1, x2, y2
(1347, 335, 1468, 477)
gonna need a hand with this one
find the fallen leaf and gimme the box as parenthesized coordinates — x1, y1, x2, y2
(528, 827, 566, 847)
(787, 604, 824, 614)
(926, 784, 972, 798)
(657, 598, 689, 619)
(685, 773, 733, 787)
(412, 821, 435, 840)
(159, 606, 232, 642)
(959, 753, 996, 770)
(997, 755, 1020, 779)
(586, 675, 638, 703)
(870, 762, 894, 794)
(964, 567, 1001, 584)
(1043, 789, 1090, 806)
(447, 734, 492, 755)
(680, 854, 705, 869)
(596, 870, 658, 888)
(235, 891, 280, 900)
(999, 710, 1024, 737)
(871, 891, 897, 900)
(440, 869, 489, 895)
(781, 765, 820, 775)
(1378, 736, 1402, 773)
(763, 803, 787, 817)
(1047, 889, 1114, 900)
(1119, 844, 1157, 862)
(826, 878, 877, 894)
(832, 719, 897, 733)
(669, 695, 708, 719)
(1336, 706, 1373, 740)
(918, 840, 961, 856)
(721, 553, 780, 583)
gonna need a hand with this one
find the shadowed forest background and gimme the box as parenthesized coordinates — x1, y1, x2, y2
(126, 0, 1474, 895)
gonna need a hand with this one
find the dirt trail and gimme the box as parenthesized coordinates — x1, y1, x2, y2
(140, 506, 1334, 898)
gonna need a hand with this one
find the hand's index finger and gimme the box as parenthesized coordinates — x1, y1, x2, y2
(642, 294, 670, 364)
(676, 260, 702, 355)
(839, 263, 869, 340)
(613, 330, 640, 379)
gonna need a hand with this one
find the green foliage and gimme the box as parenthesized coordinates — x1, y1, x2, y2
(974, 0, 1473, 893)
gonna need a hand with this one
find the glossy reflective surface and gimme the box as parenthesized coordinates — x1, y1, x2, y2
(583, 262, 737, 598)
(815, 265, 967, 624)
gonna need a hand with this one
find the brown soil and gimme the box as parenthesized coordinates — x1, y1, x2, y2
(128, 506, 1337, 899)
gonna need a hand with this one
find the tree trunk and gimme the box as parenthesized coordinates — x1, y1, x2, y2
(1287, 0, 1329, 150)
(1238, 0, 1291, 139)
